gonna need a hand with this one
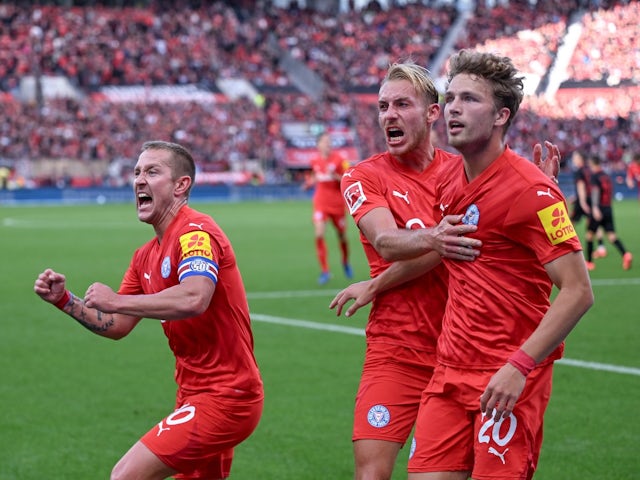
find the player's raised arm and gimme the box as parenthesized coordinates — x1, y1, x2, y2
(85, 276, 214, 321)
(34, 268, 141, 340)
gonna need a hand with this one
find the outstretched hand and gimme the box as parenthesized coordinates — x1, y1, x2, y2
(330, 280, 375, 317)
(533, 141, 560, 182)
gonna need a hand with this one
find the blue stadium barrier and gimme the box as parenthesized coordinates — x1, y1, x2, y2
(0, 173, 635, 206)
(0, 184, 314, 206)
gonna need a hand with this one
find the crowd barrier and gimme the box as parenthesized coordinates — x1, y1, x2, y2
(0, 183, 313, 206)
(0, 174, 636, 206)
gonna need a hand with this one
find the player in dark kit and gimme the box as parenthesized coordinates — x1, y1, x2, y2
(586, 154, 633, 270)
(571, 150, 605, 263)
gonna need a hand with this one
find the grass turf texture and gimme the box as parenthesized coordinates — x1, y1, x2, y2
(0, 199, 638, 479)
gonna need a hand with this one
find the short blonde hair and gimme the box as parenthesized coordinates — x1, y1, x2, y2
(382, 61, 439, 106)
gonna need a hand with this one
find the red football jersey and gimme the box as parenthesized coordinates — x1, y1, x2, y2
(341, 150, 456, 354)
(435, 147, 583, 369)
(311, 151, 350, 215)
(118, 205, 263, 397)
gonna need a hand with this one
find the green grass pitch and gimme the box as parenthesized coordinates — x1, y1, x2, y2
(0, 198, 638, 479)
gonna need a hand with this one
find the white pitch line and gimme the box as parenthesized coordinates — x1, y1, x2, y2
(251, 313, 640, 377)
(252, 313, 365, 336)
(248, 290, 342, 299)
(555, 358, 640, 376)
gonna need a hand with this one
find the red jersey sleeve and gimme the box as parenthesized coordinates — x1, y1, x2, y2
(341, 153, 389, 226)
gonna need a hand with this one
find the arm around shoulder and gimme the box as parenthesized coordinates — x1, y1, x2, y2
(358, 208, 481, 262)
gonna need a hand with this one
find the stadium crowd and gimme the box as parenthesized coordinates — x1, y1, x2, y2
(566, 1, 640, 85)
(0, 0, 637, 187)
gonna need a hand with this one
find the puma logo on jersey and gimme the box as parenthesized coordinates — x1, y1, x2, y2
(488, 447, 509, 464)
(343, 170, 353, 178)
(143, 272, 151, 283)
(536, 188, 554, 198)
(188, 222, 204, 229)
(156, 420, 171, 436)
(393, 190, 410, 204)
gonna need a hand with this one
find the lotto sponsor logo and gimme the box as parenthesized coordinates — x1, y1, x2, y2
(536, 202, 577, 245)
(179, 232, 213, 259)
(344, 181, 366, 214)
(183, 249, 213, 259)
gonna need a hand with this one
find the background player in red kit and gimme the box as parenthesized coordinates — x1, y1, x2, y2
(626, 152, 640, 201)
(34, 140, 264, 480)
(406, 50, 594, 480)
(305, 131, 353, 285)
(586, 154, 633, 270)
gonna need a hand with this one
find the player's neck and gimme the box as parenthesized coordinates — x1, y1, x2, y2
(396, 143, 435, 173)
(154, 200, 188, 243)
(461, 140, 505, 182)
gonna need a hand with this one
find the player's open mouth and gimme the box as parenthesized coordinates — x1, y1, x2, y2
(448, 121, 464, 134)
(386, 127, 404, 144)
(137, 192, 152, 208)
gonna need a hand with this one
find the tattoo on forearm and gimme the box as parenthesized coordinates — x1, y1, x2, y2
(67, 295, 115, 332)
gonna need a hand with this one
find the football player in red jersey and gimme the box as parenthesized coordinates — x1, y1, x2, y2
(34, 141, 263, 480)
(626, 152, 640, 200)
(403, 50, 593, 480)
(305, 131, 354, 284)
(333, 60, 482, 480)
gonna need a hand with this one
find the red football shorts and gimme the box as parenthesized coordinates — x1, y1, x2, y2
(353, 344, 436, 445)
(141, 391, 263, 479)
(408, 363, 554, 480)
(313, 209, 347, 233)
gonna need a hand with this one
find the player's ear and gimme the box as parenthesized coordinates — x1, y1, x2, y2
(495, 107, 510, 127)
(427, 102, 441, 123)
(175, 175, 192, 196)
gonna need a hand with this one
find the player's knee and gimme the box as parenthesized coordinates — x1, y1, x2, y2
(110, 456, 134, 480)
(355, 465, 394, 480)
(355, 458, 395, 480)
(110, 464, 124, 480)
